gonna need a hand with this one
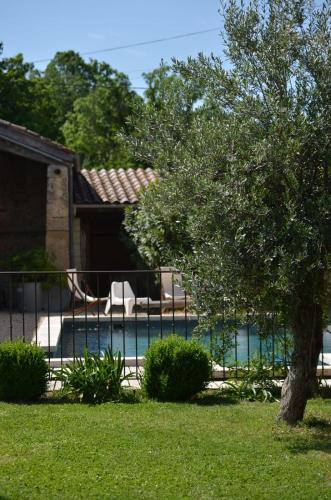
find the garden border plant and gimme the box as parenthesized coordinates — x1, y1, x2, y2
(143, 334, 211, 401)
(0, 340, 48, 401)
(53, 347, 133, 403)
(7, 247, 66, 289)
(223, 356, 282, 402)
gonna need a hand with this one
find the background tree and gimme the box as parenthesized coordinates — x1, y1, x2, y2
(43, 51, 104, 141)
(0, 46, 141, 167)
(62, 71, 141, 169)
(0, 45, 49, 133)
(143, 64, 202, 109)
(126, 64, 204, 169)
(125, 0, 331, 424)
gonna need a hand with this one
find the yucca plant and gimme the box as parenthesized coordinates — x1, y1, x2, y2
(223, 380, 257, 402)
(227, 356, 281, 402)
(223, 379, 277, 403)
(54, 347, 133, 403)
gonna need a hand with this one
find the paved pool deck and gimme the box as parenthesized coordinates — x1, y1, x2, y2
(47, 375, 331, 393)
(0, 311, 38, 343)
(0, 310, 193, 345)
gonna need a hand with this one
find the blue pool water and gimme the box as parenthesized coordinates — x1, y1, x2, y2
(55, 318, 331, 365)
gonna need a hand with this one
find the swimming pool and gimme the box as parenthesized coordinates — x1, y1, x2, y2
(55, 317, 331, 365)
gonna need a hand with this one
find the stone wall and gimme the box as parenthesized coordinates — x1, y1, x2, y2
(73, 217, 82, 270)
(45, 165, 70, 269)
(0, 153, 71, 270)
(0, 151, 47, 263)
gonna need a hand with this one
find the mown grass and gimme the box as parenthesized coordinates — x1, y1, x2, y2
(0, 395, 330, 499)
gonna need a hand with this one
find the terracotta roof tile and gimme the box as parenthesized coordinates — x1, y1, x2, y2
(74, 167, 157, 205)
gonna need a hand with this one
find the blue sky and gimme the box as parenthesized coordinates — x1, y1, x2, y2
(1, 0, 224, 93)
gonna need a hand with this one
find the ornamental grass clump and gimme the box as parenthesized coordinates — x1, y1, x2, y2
(224, 357, 281, 402)
(143, 335, 211, 401)
(54, 347, 133, 403)
(0, 341, 48, 401)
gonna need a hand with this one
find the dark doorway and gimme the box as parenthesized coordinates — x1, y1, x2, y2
(80, 209, 139, 296)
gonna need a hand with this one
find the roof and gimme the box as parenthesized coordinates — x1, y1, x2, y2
(0, 119, 76, 166)
(74, 168, 157, 205)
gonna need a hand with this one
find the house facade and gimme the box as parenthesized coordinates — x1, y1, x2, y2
(0, 120, 156, 291)
(0, 119, 77, 270)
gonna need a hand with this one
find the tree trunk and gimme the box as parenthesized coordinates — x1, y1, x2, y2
(277, 296, 323, 425)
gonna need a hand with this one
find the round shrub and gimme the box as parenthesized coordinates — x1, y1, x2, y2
(143, 335, 211, 401)
(0, 341, 48, 401)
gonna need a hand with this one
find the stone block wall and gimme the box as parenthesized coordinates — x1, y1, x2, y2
(45, 165, 70, 269)
(0, 153, 71, 271)
(73, 217, 82, 270)
(0, 151, 47, 263)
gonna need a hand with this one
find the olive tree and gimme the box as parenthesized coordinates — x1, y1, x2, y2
(125, 0, 331, 424)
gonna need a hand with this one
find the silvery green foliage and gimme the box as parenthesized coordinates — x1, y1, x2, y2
(125, 0, 331, 331)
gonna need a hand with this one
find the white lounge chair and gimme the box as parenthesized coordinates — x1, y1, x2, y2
(105, 280, 190, 316)
(105, 281, 157, 316)
(66, 269, 108, 314)
(160, 266, 188, 300)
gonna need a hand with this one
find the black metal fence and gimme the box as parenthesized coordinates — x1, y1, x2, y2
(0, 269, 330, 379)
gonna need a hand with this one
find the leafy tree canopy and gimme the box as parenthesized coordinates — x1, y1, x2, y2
(0, 46, 46, 133)
(62, 65, 142, 169)
(0, 47, 141, 167)
(125, 64, 207, 168)
(125, 0, 331, 424)
(62, 85, 138, 169)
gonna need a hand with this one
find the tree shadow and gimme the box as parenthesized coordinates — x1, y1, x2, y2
(306, 416, 331, 431)
(280, 416, 331, 456)
(1, 394, 78, 406)
(319, 385, 331, 399)
(190, 391, 239, 406)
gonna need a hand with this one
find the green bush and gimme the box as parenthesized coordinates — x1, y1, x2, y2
(0, 341, 48, 401)
(54, 348, 133, 403)
(143, 335, 211, 401)
(8, 248, 66, 289)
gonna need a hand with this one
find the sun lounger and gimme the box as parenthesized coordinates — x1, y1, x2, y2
(160, 267, 190, 300)
(105, 281, 159, 315)
(104, 280, 189, 315)
(66, 268, 108, 314)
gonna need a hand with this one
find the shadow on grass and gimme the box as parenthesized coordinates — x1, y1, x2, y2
(1, 395, 79, 406)
(319, 385, 331, 399)
(277, 416, 331, 456)
(190, 391, 239, 406)
(1, 388, 142, 406)
(305, 416, 331, 431)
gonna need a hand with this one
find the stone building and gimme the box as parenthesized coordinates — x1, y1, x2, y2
(0, 120, 156, 291)
(0, 119, 77, 270)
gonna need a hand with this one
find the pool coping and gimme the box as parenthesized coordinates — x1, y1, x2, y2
(47, 358, 331, 379)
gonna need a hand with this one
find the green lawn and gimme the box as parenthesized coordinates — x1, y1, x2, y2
(0, 396, 330, 499)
